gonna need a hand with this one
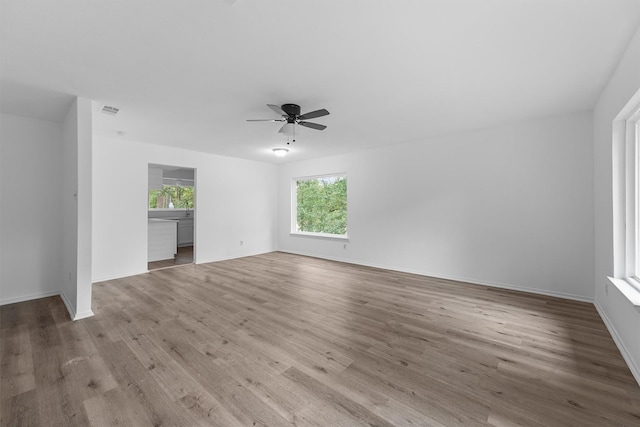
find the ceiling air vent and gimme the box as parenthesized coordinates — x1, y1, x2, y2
(100, 105, 119, 116)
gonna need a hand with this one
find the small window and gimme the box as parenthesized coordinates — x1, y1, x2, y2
(148, 165, 195, 211)
(149, 184, 194, 210)
(293, 174, 347, 237)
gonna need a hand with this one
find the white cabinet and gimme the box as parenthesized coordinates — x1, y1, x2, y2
(148, 219, 178, 262)
(177, 218, 194, 247)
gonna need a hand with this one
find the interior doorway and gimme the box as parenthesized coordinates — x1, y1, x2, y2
(147, 164, 196, 270)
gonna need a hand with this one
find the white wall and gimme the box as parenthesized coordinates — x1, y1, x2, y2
(62, 100, 78, 313)
(278, 112, 594, 301)
(0, 113, 64, 304)
(593, 27, 640, 383)
(61, 97, 94, 320)
(77, 99, 93, 317)
(92, 135, 278, 282)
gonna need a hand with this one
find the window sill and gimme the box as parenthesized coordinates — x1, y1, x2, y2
(607, 277, 640, 311)
(290, 231, 349, 241)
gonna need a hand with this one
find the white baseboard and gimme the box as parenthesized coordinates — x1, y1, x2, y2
(280, 250, 593, 303)
(92, 250, 275, 283)
(73, 309, 95, 320)
(0, 290, 61, 306)
(195, 249, 275, 266)
(594, 301, 640, 386)
(1, 290, 93, 321)
(59, 291, 94, 320)
(59, 291, 76, 320)
(92, 268, 147, 283)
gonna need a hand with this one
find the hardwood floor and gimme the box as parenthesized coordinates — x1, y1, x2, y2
(2, 252, 639, 426)
(148, 245, 194, 271)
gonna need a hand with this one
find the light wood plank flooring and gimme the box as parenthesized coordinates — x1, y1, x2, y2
(2, 252, 639, 426)
(148, 245, 194, 271)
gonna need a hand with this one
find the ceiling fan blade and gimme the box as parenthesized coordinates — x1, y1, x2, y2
(246, 119, 286, 122)
(298, 121, 327, 131)
(267, 104, 287, 116)
(278, 123, 290, 133)
(298, 108, 329, 120)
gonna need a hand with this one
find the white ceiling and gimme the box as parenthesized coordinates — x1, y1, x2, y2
(1, 0, 639, 163)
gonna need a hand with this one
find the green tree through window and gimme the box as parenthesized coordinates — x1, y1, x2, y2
(296, 175, 347, 235)
(149, 185, 194, 209)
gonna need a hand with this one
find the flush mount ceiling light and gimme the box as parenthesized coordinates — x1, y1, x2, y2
(272, 148, 289, 157)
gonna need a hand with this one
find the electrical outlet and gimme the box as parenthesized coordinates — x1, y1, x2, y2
(343, 243, 347, 249)
(240, 240, 244, 246)
(605, 282, 609, 296)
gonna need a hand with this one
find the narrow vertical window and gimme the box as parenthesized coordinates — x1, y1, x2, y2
(632, 114, 640, 289)
(615, 95, 640, 295)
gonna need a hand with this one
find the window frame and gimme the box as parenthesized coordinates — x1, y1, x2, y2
(611, 89, 640, 308)
(631, 114, 640, 285)
(622, 106, 640, 287)
(290, 173, 348, 240)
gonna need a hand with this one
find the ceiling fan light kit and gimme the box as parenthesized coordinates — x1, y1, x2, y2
(272, 147, 289, 157)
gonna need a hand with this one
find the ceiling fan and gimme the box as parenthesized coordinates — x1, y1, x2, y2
(247, 103, 330, 134)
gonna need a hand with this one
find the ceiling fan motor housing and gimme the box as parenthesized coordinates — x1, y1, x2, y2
(281, 103, 301, 122)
